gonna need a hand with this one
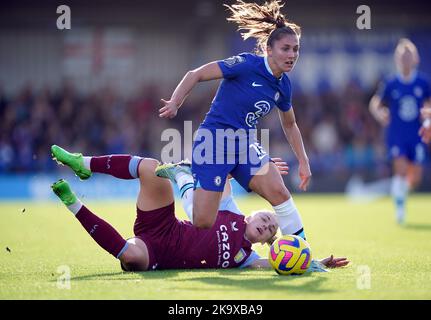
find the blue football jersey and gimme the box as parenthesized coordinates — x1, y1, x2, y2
(201, 53, 292, 130)
(378, 71, 431, 143)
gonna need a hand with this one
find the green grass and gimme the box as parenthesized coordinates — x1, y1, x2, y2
(1, 194, 431, 299)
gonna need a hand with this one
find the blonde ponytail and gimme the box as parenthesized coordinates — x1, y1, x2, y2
(224, 0, 300, 54)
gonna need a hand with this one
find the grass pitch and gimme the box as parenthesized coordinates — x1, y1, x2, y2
(1, 194, 431, 300)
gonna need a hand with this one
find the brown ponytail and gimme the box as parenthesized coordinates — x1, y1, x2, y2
(224, 0, 301, 54)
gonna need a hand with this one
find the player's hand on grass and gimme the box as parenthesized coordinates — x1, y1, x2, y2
(159, 99, 179, 119)
(319, 255, 349, 269)
(298, 161, 311, 191)
(272, 158, 289, 176)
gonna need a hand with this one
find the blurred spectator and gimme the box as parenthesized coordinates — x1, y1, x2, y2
(311, 115, 338, 154)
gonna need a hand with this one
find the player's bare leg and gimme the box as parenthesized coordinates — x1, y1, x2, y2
(249, 162, 291, 204)
(192, 189, 223, 228)
(406, 163, 423, 190)
(249, 161, 306, 239)
(136, 158, 174, 211)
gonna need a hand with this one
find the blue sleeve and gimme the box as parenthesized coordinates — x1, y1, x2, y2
(217, 53, 251, 79)
(277, 77, 293, 112)
(238, 251, 261, 269)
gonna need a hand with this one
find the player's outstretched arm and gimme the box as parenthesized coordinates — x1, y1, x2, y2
(245, 255, 349, 270)
(247, 258, 272, 269)
(277, 109, 311, 191)
(369, 94, 390, 126)
(159, 62, 223, 119)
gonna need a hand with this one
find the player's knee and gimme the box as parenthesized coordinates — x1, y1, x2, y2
(119, 240, 149, 271)
(138, 158, 160, 179)
(393, 160, 408, 176)
(121, 254, 147, 272)
(409, 176, 421, 190)
(265, 184, 290, 204)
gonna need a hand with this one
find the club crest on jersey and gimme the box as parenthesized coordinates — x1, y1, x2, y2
(214, 176, 222, 186)
(234, 249, 246, 263)
(223, 55, 245, 67)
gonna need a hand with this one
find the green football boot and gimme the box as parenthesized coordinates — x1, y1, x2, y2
(155, 159, 192, 183)
(51, 179, 78, 206)
(51, 145, 92, 180)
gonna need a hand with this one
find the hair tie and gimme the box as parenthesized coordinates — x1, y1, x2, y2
(275, 15, 285, 28)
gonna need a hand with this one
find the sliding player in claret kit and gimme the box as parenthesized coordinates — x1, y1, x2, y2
(50, 145, 348, 272)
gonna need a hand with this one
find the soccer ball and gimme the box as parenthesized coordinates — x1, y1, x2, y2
(269, 235, 312, 275)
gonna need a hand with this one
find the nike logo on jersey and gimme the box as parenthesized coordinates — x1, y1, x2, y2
(252, 82, 263, 87)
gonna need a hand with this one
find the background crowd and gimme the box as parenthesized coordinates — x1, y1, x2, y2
(0, 78, 398, 187)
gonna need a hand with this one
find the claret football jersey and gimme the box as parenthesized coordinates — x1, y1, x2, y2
(157, 195, 260, 269)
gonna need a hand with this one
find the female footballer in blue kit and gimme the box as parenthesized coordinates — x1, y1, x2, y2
(159, 0, 311, 239)
(369, 38, 431, 224)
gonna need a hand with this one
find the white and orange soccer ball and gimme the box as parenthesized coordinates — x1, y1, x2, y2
(269, 235, 312, 275)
